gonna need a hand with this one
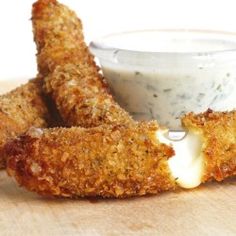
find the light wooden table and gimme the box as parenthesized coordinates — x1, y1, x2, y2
(0, 79, 29, 94)
(0, 81, 235, 236)
(0, 172, 235, 236)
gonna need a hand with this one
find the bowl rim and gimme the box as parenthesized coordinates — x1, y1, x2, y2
(89, 29, 236, 59)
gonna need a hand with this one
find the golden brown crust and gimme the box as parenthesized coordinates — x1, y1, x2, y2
(0, 79, 53, 168)
(6, 122, 177, 198)
(182, 109, 236, 182)
(44, 64, 134, 127)
(32, 0, 95, 76)
(32, 0, 133, 127)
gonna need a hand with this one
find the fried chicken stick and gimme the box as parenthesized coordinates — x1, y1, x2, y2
(182, 110, 236, 183)
(32, 0, 133, 128)
(6, 122, 177, 198)
(0, 79, 54, 168)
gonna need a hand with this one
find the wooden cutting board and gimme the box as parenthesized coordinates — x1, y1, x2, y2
(0, 81, 236, 236)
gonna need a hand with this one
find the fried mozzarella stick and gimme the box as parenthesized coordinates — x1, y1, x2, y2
(182, 110, 236, 183)
(0, 79, 53, 168)
(32, 0, 133, 127)
(6, 110, 236, 198)
(157, 110, 236, 189)
(6, 122, 177, 198)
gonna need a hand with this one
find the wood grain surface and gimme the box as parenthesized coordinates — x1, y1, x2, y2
(1, 172, 235, 236)
(0, 81, 235, 236)
(0, 79, 29, 94)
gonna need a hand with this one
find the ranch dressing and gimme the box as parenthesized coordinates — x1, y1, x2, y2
(103, 59, 236, 129)
(92, 30, 236, 129)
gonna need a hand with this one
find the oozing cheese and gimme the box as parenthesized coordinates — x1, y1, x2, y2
(156, 129, 204, 189)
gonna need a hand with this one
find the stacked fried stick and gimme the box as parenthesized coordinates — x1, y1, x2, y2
(1, 0, 235, 198)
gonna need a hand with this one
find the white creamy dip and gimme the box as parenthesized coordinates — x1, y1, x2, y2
(91, 30, 236, 129)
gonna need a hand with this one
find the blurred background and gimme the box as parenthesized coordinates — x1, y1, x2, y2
(0, 0, 236, 80)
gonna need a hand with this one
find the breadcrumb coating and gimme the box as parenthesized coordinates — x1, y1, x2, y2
(0, 79, 53, 168)
(32, 0, 133, 127)
(6, 122, 177, 198)
(182, 109, 236, 182)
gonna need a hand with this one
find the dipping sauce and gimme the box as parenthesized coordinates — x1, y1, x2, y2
(90, 30, 236, 129)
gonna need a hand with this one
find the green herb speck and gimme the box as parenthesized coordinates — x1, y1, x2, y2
(163, 88, 172, 93)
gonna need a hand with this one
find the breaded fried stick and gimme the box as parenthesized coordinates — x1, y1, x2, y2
(157, 110, 236, 189)
(6, 122, 177, 198)
(182, 110, 236, 183)
(5, 110, 236, 198)
(0, 79, 53, 168)
(32, 0, 133, 127)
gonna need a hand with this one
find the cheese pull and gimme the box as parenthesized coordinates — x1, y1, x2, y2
(159, 110, 236, 189)
(157, 130, 204, 189)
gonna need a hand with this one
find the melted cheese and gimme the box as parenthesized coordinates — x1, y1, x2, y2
(157, 129, 204, 189)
